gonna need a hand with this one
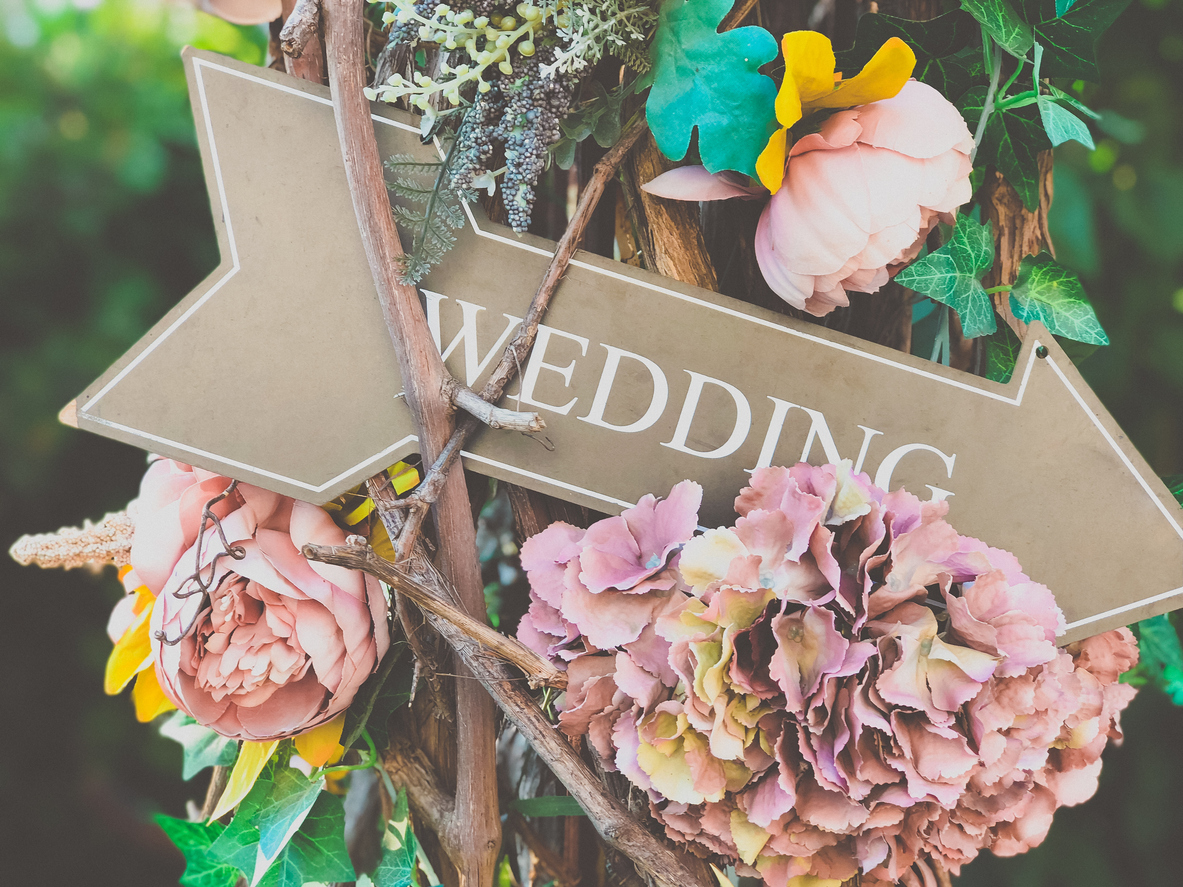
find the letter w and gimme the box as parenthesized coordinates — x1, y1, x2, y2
(423, 291, 519, 387)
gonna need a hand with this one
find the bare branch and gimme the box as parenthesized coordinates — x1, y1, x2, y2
(303, 539, 713, 887)
(280, 0, 322, 58)
(304, 541, 566, 690)
(450, 381, 545, 433)
(508, 810, 579, 887)
(392, 114, 648, 555)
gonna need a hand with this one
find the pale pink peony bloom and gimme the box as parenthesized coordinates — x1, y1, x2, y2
(643, 80, 973, 316)
(133, 459, 390, 740)
(521, 463, 1138, 885)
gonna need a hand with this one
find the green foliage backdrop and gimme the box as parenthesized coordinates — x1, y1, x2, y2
(1, 1, 1182, 884)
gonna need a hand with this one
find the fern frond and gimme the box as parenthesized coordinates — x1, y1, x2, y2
(385, 154, 443, 175)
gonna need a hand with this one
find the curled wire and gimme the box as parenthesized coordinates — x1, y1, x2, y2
(155, 480, 247, 646)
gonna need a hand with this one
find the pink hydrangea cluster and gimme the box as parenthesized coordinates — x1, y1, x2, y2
(518, 463, 1138, 886)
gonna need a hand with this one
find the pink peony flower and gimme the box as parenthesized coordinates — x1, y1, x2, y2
(132, 459, 390, 740)
(522, 462, 1138, 885)
(643, 80, 973, 317)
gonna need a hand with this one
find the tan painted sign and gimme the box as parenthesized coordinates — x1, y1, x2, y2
(73, 49, 1183, 643)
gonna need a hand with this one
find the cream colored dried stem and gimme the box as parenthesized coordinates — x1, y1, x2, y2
(447, 380, 545, 433)
(9, 510, 134, 570)
(303, 539, 714, 887)
(324, 1, 500, 883)
(390, 114, 648, 561)
(305, 540, 566, 690)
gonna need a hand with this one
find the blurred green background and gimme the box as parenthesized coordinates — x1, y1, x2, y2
(1, 0, 1181, 884)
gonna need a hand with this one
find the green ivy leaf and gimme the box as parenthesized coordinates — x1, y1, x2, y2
(372, 788, 419, 887)
(1009, 252, 1109, 344)
(983, 316, 1023, 382)
(1163, 473, 1183, 507)
(160, 712, 239, 781)
(646, 0, 778, 177)
(1038, 96, 1095, 148)
(835, 11, 984, 100)
(960, 0, 1035, 57)
(978, 104, 1052, 212)
(1018, 0, 1132, 79)
(256, 793, 354, 887)
(509, 795, 587, 817)
(1133, 615, 1183, 706)
(156, 816, 242, 887)
(895, 217, 997, 338)
(254, 769, 326, 883)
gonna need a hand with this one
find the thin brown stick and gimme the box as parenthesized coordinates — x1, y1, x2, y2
(392, 115, 648, 553)
(323, 2, 500, 883)
(200, 764, 231, 821)
(382, 734, 458, 842)
(721, 0, 761, 29)
(305, 541, 566, 690)
(304, 540, 713, 887)
(280, 0, 321, 58)
(508, 811, 579, 887)
(449, 381, 545, 433)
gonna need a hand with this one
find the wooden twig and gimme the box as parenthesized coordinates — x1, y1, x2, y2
(449, 381, 545, 433)
(304, 539, 713, 887)
(721, 0, 761, 29)
(200, 764, 231, 821)
(508, 810, 579, 887)
(305, 541, 567, 690)
(382, 734, 458, 842)
(392, 115, 649, 556)
(323, 1, 500, 883)
(280, 0, 321, 58)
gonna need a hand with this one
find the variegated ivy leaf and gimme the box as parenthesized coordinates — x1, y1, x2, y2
(960, 0, 1034, 58)
(983, 319, 1023, 383)
(1017, 0, 1133, 80)
(895, 217, 997, 339)
(372, 788, 419, 887)
(977, 103, 1052, 212)
(1009, 252, 1109, 345)
(1039, 97, 1095, 149)
(646, 0, 779, 177)
(1132, 614, 1183, 706)
(155, 816, 241, 887)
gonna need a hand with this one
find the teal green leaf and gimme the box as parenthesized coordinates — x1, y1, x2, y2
(978, 105, 1052, 212)
(983, 317, 1023, 382)
(835, 11, 983, 100)
(510, 795, 587, 817)
(646, 0, 778, 176)
(960, 0, 1035, 57)
(895, 217, 997, 338)
(257, 793, 355, 887)
(1039, 96, 1095, 148)
(1008, 252, 1109, 345)
(160, 712, 238, 781)
(372, 788, 419, 887)
(1134, 615, 1183, 705)
(1019, 0, 1132, 79)
(156, 816, 242, 887)
(342, 642, 411, 752)
(253, 769, 325, 884)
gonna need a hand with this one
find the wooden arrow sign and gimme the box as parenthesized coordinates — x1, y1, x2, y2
(72, 49, 1182, 643)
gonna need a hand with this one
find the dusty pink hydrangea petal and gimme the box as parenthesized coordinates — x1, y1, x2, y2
(641, 165, 766, 201)
(1070, 627, 1139, 684)
(579, 481, 702, 594)
(769, 606, 851, 714)
(946, 572, 1060, 677)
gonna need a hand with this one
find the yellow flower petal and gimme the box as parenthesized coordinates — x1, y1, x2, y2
(209, 739, 278, 822)
(777, 30, 837, 126)
(756, 127, 790, 193)
(709, 864, 732, 887)
(815, 36, 916, 110)
(293, 715, 346, 769)
(343, 496, 376, 526)
(104, 597, 155, 695)
(730, 809, 772, 866)
(387, 461, 420, 495)
(131, 668, 176, 722)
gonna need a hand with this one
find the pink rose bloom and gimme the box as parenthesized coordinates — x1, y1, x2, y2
(133, 459, 390, 740)
(643, 80, 973, 317)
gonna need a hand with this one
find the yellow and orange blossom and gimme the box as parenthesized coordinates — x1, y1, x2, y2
(756, 31, 917, 193)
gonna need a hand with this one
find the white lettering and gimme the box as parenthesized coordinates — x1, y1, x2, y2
(874, 444, 957, 494)
(423, 291, 519, 387)
(519, 325, 589, 416)
(662, 371, 751, 459)
(752, 397, 883, 472)
(579, 345, 669, 433)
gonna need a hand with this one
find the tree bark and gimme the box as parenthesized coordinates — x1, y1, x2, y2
(322, 3, 500, 885)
